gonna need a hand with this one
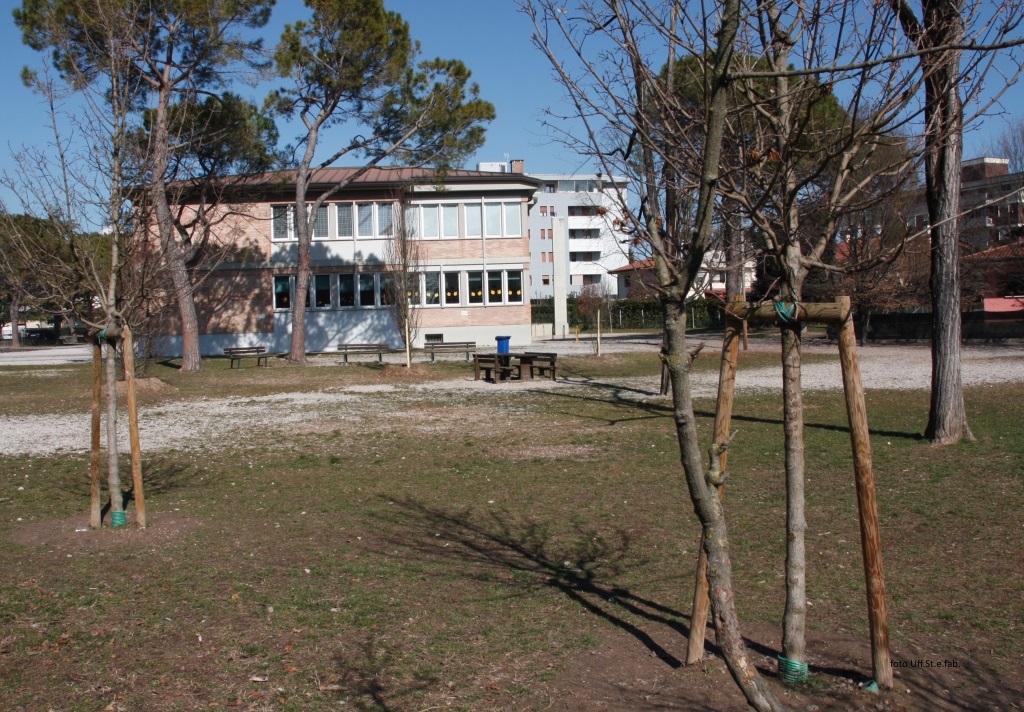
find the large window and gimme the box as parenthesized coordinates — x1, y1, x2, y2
(359, 274, 376, 307)
(272, 206, 293, 241)
(357, 204, 374, 237)
(312, 274, 332, 308)
(312, 205, 329, 239)
(422, 204, 439, 238)
(467, 272, 484, 304)
(274, 275, 291, 309)
(337, 204, 353, 238)
(506, 271, 524, 303)
(424, 273, 440, 305)
(465, 204, 481, 237)
(443, 272, 460, 306)
(338, 274, 355, 307)
(442, 204, 459, 238)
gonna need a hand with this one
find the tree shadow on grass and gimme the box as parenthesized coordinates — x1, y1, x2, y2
(376, 496, 712, 670)
(534, 379, 925, 441)
(323, 636, 437, 712)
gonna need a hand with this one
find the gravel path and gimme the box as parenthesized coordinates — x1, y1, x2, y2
(3, 336, 1023, 457)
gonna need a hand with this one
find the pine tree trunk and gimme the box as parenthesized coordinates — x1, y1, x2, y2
(163, 236, 203, 372)
(924, 56, 972, 443)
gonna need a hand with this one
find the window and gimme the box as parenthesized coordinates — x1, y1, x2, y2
(541, 252, 547, 263)
(405, 206, 419, 238)
(467, 272, 484, 304)
(272, 206, 292, 241)
(548, 252, 553, 262)
(273, 275, 291, 309)
(359, 273, 376, 307)
(443, 272, 461, 305)
(406, 274, 421, 305)
(540, 205, 548, 216)
(379, 274, 394, 306)
(312, 274, 332, 308)
(312, 205, 329, 239)
(339, 274, 355, 307)
(485, 203, 503, 236)
(378, 203, 393, 236)
(357, 204, 374, 237)
(442, 204, 459, 238)
(424, 273, 440, 305)
(337, 204, 353, 238)
(465, 204, 481, 237)
(506, 271, 523, 303)
(541, 275, 551, 286)
(421, 204, 439, 238)
(487, 271, 503, 304)
(504, 202, 522, 236)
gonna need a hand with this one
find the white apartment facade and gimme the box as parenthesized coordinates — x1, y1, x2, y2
(477, 164, 630, 299)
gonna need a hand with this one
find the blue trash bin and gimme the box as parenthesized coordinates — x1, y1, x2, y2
(495, 335, 511, 354)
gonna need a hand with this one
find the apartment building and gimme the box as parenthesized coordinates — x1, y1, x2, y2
(513, 168, 631, 299)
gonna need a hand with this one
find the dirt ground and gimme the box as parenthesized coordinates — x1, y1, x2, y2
(10, 513, 1023, 712)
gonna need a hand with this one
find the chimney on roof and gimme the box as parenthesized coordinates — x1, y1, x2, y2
(510, 159, 525, 174)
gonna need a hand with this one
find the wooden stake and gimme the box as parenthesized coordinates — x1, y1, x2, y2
(836, 296, 892, 688)
(90, 341, 102, 529)
(686, 295, 743, 664)
(121, 325, 146, 528)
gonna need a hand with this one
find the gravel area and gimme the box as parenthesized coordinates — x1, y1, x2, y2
(3, 335, 1023, 457)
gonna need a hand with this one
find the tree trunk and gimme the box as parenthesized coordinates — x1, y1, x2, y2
(924, 50, 972, 443)
(664, 303, 787, 712)
(104, 340, 123, 515)
(780, 321, 807, 673)
(163, 235, 204, 372)
(8, 295, 21, 348)
(288, 233, 310, 363)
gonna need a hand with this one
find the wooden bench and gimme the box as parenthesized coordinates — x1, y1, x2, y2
(473, 353, 521, 382)
(522, 351, 557, 380)
(336, 343, 393, 364)
(423, 341, 478, 362)
(225, 346, 269, 369)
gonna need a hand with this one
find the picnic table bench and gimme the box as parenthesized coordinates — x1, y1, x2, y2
(522, 351, 557, 380)
(225, 346, 269, 368)
(336, 343, 394, 364)
(423, 341, 477, 362)
(473, 353, 521, 382)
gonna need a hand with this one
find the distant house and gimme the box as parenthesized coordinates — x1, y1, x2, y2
(609, 254, 754, 300)
(150, 166, 542, 356)
(963, 238, 1024, 313)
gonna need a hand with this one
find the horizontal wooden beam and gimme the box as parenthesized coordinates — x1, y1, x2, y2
(725, 300, 849, 325)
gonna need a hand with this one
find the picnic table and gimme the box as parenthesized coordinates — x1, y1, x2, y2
(473, 352, 558, 382)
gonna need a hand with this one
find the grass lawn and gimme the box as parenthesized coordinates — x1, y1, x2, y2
(0, 349, 1021, 710)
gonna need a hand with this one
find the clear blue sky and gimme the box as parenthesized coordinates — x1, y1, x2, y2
(0, 0, 1018, 191)
(0, 0, 588, 185)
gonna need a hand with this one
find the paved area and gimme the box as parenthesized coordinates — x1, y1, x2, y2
(0, 344, 93, 366)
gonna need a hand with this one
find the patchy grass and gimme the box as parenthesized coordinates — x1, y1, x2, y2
(0, 352, 1021, 710)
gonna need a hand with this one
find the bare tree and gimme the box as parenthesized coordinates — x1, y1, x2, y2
(987, 116, 1024, 172)
(527, 1, 785, 709)
(382, 190, 422, 367)
(3, 48, 143, 523)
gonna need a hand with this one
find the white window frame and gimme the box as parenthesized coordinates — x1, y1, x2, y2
(271, 205, 294, 242)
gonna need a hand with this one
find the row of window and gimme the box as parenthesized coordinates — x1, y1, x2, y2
(271, 200, 524, 242)
(272, 269, 525, 310)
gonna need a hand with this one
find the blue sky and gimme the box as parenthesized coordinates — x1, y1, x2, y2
(0, 0, 1018, 192)
(0, 0, 587, 184)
